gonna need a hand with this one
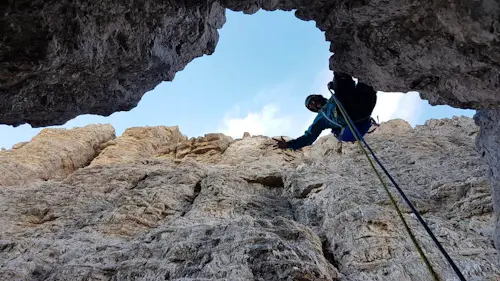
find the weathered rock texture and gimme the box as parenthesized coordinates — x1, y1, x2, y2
(2, 0, 500, 252)
(0, 118, 499, 280)
(0, 0, 500, 278)
(0, 124, 115, 187)
(0, 0, 225, 127)
(1, 0, 499, 127)
(91, 125, 187, 166)
(158, 133, 233, 163)
(475, 109, 500, 250)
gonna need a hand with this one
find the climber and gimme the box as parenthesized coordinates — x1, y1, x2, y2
(274, 72, 377, 150)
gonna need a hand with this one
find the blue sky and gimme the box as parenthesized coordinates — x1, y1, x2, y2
(0, 10, 475, 149)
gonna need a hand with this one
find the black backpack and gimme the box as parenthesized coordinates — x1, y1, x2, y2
(335, 81, 377, 123)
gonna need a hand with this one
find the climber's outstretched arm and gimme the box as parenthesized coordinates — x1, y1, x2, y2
(286, 114, 329, 150)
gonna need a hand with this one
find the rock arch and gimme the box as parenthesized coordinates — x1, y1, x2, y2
(1, 0, 499, 127)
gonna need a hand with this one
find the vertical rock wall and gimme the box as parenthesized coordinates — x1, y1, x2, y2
(0, 119, 499, 280)
(475, 109, 500, 249)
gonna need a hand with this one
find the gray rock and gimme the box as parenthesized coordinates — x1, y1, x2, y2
(287, 118, 498, 280)
(0, 118, 498, 280)
(1, 0, 499, 127)
(3, 3, 499, 246)
(0, 124, 115, 186)
(0, 0, 225, 127)
(475, 109, 500, 250)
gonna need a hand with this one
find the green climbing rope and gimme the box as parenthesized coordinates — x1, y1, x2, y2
(329, 92, 442, 281)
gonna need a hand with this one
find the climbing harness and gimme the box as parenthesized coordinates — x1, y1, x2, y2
(318, 99, 377, 142)
(366, 117, 380, 134)
(328, 88, 467, 281)
(320, 110, 343, 127)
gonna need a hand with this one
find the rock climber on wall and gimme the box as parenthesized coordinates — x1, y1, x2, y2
(274, 72, 378, 150)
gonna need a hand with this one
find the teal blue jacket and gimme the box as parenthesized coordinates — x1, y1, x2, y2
(286, 99, 373, 149)
(287, 101, 344, 150)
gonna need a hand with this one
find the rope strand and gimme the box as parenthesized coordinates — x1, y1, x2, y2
(328, 88, 466, 281)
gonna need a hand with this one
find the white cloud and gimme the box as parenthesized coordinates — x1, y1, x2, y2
(218, 104, 293, 138)
(371, 91, 423, 126)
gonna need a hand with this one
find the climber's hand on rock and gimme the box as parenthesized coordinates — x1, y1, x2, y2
(272, 137, 289, 149)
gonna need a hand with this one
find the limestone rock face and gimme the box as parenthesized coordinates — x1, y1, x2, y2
(1, 0, 499, 127)
(419, 115, 479, 137)
(0, 0, 225, 127)
(11, 141, 29, 150)
(0, 118, 499, 281)
(220, 135, 303, 166)
(158, 133, 233, 163)
(2, 2, 499, 249)
(370, 118, 412, 136)
(316, 0, 500, 108)
(292, 117, 497, 280)
(474, 109, 500, 250)
(91, 125, 187, 166)
(0, 124, 115, 187)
